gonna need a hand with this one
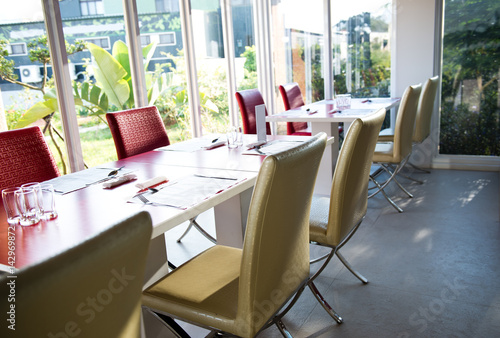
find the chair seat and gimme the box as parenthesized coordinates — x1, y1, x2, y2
(143, 245, 241, 329)
(309, 195, 330, 243)
(373, 142, 396, 162)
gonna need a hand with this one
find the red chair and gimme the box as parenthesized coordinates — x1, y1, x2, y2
(278, 82, 310, 135)
(0, 126, 60, 191)
(106, 106, 170, 160)
(106, 106, 215, 246)
(235, 89, 272, 135)
(279, 82, 344, 138)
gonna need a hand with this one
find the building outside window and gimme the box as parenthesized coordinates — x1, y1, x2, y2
(80, 0, 105, 16)
(9, 43, 27, 55)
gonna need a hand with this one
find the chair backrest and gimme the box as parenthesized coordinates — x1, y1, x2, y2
(325, 109, 386, 245)
(235, 89, 272, 135)
(414, 75, 439, 143)
(0, 126, 60, 191)
(106, 106, 170, 159)
(278, 82, 309, 135)
(237, 133, 327, 336)
(0, 211, 152, 338)
(393, 84, 422, 161)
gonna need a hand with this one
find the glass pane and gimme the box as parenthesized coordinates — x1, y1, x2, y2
(440, 0, 500, 156)
(138, 2, 187, 141)
(190, 0, 230, 136)
(272, 0, 325, 110)
(233, 0, 256, 92)
(331, 1, 392, 98)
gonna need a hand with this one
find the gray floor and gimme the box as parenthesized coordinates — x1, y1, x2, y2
(157, 168, 500, 338)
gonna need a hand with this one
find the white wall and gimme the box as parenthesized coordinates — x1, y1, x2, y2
(393, 0, 437, 96)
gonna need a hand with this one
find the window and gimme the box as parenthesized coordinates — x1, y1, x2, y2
(155, 0, 180, 13)
(141, 35, 151, 47)
(331, 2, 392, 98)
(80, 0, 104, 16)
(82, 37, 110, 49)
(159, 32, 175, 45)
(440, 0, 500, 156)
(9, 43, 27, 55)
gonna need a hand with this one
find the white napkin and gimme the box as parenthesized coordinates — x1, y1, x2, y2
(102, 173, 137, 188)
(203, 140, 226, 150)
(135, 176, 168, 190)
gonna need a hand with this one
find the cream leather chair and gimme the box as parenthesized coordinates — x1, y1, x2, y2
(0, 211, 152, 338)
(379, 76, 440, 180)
(368, 84, 422, 212)
(307, 108, 386, 324)
(142, 133, 327, 337)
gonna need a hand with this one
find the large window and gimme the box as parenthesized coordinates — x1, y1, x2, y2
(331, 1, 392, 97)
(440, 0, 500, 156)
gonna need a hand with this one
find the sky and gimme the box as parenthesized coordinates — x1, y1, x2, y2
(0, 0, 392, 31)
(284, 0, 392, 34)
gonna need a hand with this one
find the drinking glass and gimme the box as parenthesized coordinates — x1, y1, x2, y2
(40, 184, 58, 220)
(2, 187, 21, 225)
(336, 94, 352, 110)
(15, 187, 41, 226)
(20, 182, 43, 217)
(226, 127, 238, 149)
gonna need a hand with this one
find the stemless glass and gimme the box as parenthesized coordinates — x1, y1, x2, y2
(21, 182, 43, 217)
(40, 183, 58, 220)
(15, 187, 41, 226)
(2, 187, 21, 225)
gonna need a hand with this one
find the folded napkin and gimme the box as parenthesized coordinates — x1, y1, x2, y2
(203, 140, 226, 150)
(135, 176, 168, 190)
(102, 173, 137, 188)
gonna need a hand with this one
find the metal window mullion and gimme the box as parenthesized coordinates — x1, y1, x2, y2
(123, 0, 148, 108)
(254, 0, 275, 117)
(324, 0, 333, 99)
(180, 0, 202, 137)
(42, 0, 84, 173)
(220, 0, 239, 127)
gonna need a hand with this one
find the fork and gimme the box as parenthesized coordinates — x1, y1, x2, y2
(135, 193, 184, 209)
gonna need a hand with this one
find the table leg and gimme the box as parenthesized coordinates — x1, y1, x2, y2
(213, 187, 253, 248)
(311, 122, 339, 196)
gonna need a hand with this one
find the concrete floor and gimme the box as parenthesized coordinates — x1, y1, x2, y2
(155, 168, 500, 338)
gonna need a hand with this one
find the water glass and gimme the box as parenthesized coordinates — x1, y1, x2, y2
(15, 187, 41, 226)
(20, 182, 43, 217)
(336, 94, 352, 110)
(40, 184, 58, 220)
(235, 127, 243, 146)
(2, 187, 21, 225)
(226, 127, 238, 149)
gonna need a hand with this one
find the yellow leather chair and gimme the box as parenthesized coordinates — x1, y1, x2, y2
(142, 133, 327, 337)
(368, 84, 422, 212)
(0, 211, 152, 338)
(307, 108, 386, 324)
(379, 76, 440, 181)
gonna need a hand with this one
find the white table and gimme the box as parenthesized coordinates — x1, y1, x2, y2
(266, 98, 400, 195)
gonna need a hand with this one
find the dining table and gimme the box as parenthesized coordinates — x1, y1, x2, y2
(0, 134, 333, 280)
(266, 97, 400, 195)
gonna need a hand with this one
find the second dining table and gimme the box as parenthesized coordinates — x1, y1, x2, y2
(266, 97, 400, 195)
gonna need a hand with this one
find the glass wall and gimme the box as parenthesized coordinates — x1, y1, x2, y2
(440, 0, 500, 156)
(331, 0, 392, 97)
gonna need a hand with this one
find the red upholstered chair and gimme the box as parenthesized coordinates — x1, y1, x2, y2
(0, 126, 60, 191)
(106, 106, 215, 245)
(106, 106, 170, 160)
(235, 89, 272, 135)
(278, 82, 310, 135)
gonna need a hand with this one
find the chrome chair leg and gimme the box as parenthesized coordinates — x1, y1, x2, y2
(369, 176, 404, 213)
(335, 251, 368, 284)
(307, 281, 343, 324)
(177, 216, 217, 244)
(408, 161, 431, 174)
(275, 319, 293, 338)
